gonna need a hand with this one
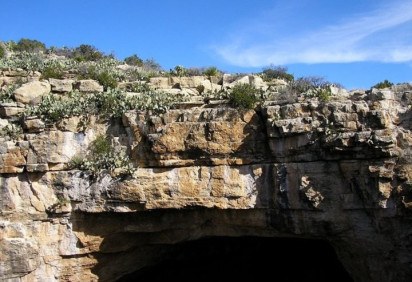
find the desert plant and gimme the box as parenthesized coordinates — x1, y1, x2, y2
(261, 65, 294, 82)
(316, 88, 332, 102)
(0, 43, 6, 58)
(0, 51, 45, 71)
(124, 54, 143, 66)
(0, 84, 18, 103)
(125, 81, 151, 92)
(372, 79, 393, 89)
(196, 84, 205, 94)
(71, 44, 104, 62)
(13, 38, 46, 53)
(288, 76, 332, 97)
(142, 58, 162, 72)
(69, 154, 85, 169)
(229, 83, 260, 109)
(185, 67, 205, 76)
(171, 65, 187, 77)
(203, 67, 221, 78)
(0, 123, 23, 141)
(76, 135, 135, 177)
(41, 61, 65, 80)
(96, 70, 118, 90)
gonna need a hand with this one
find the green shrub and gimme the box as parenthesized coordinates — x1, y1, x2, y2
(96, 70, 118, 90)
(89, 135, 112, 157)
(229, 83, 259, 109)
(262, 65, 294, 82)
(0, 43, 6, 58)
(2, 51, 45, 71)
(317, 88, 332, 102)
(41, 64, 65, 80)
(0, 123, 23, 141)
(73, 135, 135, 177)
(27, 88, 188, 123)
(0, 85, 18, 103)
(69, 155, 85, 169)
(124, 54, 143, 66)
(196, 84, 205, 94)
(171, 65, 187, 76)
(203, 67, 220, 78)
(125, 81, 151, 92)
(71, 44, 104, 62)
(90, 89, 128, 118)
(13, 38, 46, 53)
(372, 79, 393, 89)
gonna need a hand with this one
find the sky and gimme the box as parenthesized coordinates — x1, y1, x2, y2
(1, 0, 411, 89)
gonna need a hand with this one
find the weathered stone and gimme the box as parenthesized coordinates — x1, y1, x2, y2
(74, 79, 103, 92)
(56, 116, 83, 132)
(23, 117, 45, 133)
(49, 78, 74, 93)
(149, 77, 171, 89)
(249, 75, 268, 90)
(170, 76, 205, 88)
(13, 81, 51, 105)
(0, 102, 25, 118)
(370, 88, 395, 100)
(2, 72, 412, 282)
(0, 142, 26, 173)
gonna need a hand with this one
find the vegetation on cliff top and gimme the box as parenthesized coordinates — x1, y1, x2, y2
(0, 37, 407, 124)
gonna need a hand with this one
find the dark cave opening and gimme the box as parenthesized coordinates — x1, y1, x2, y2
(117, 236, 353, 282)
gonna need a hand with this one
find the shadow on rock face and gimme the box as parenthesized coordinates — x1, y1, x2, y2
(117, 236, 353, 282)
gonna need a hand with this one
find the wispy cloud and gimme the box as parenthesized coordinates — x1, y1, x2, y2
(213, 1, 412, 66)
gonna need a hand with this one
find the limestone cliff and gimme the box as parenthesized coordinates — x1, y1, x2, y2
(1, 69, 412, 281)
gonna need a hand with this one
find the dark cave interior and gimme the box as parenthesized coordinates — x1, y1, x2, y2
(117, 236, 353, 282)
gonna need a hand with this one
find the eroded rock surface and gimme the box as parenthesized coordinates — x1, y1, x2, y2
(1, 83, 412, 282)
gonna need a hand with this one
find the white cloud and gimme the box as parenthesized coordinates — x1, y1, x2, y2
(213, 1, 412, 66)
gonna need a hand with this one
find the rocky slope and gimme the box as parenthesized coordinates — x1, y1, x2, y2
(1, 69, 412, 281)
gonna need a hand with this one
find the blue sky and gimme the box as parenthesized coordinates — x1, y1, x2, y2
(1, 0, 411, 89)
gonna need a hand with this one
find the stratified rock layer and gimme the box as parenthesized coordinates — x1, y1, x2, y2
(1, 81, 412, 282)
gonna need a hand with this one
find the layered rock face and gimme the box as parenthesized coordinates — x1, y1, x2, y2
(1, 75, 412, 281)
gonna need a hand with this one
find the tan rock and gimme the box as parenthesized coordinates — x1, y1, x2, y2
(23, 117, 45, 133)
(74, 79, 103, 92)
(0, 102, 25, 118)
(13, 81, 51, 105)
(149, 77, 171, 89)
(49, 78, 74, 93)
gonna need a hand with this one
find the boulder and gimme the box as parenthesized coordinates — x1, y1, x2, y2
(23, 117, 45, 133)
(0, 102, 25, 118)
(49, 78, 74, 93)
(149, 77, 172, 89)
(13, 81, 51, 105)
(370, 88, 395, 100)
(250, 75, 268, 91)
(74, 80, 103, 93)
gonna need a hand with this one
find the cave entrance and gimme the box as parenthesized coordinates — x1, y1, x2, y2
(117, 236, 353, 282)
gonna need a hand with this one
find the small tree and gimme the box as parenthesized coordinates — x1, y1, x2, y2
(13, 38, 46, 53)
(229, 83, 260, 109)
(0, 42, 6, 58)
(372, 79, 393, 89)
(262, 65, 294, 82)
(172, 65, 187, 76)
(124, 54, 143, 66)
(71, 44, 104, 61)
(143, 58, 162, 72)
(203, 66, 221, 78)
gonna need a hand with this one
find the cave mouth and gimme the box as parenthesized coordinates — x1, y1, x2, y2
(117, 236, 353, 282)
